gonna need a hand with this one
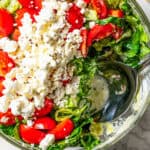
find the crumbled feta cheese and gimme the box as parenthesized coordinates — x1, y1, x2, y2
(0, 96, 10, 113)
(0, 0, 81, 118)
(9, 97, 35, 117)
(75, 0, 87, 8)
(0, 117, 9, 123)
(27, 120, 34, 127)
(89, 21, 96, 28)
(65, 77, 80, 95)
(0, 37, 18, 53)
(39, 134, 55, 150)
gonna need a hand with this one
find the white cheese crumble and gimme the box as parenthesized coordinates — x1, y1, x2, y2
(39, 134, 55, 150)
(0, 116, 9, 123)
(0, 37, 18, 53)
(89, 21, 96, 28)
(75, 0, 87, 14)
(75, 0, 87, 8)
(26, 120, 34, 127)
(0, 0, 82, 118)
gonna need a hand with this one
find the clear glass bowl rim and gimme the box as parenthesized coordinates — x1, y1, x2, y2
(0, 0, 150, 150)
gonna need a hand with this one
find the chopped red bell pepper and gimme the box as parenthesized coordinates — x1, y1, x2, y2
(0, 50, 16, 77)
(12, 28, 20, 41)
(15, 8, 38, 26)
(108, 9, 124, 18)
(0, 76, 5, 97)
(18, 0, 34, 8)
(91, 0, 108, 19)
(83, 0, 91, 4)
(0, 9, 14, 37)
(87, 23, 115, 46)
(34, 0, 42, 11)
(80, 29, 89, 57)
(96, 23, 116, 40)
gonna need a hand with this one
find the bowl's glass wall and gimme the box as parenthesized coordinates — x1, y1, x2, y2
(0, 0, 150, 150)
(95, 0, 150, 149)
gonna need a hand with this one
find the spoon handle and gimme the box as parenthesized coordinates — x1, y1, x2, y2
(138, 55, 150, 72)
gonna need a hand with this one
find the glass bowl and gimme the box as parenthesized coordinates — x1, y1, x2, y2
(0, 0, 150, 150)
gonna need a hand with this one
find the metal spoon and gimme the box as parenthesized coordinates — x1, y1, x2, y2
(91, 58, 150, 122)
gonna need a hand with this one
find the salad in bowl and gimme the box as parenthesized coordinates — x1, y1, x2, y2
(0, 0, 150, 150)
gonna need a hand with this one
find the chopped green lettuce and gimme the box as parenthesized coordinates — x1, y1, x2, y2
(0, 124, 20, 140)
(96, 17, 125, 27)
(72, 58, 97, 98)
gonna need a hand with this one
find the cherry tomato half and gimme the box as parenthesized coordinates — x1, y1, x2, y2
(34, 98, 54, 117)
(49, 119, 74, 140)
(19, 124, 46, 144)
(33, 117, 56, 130)
(66, 4, 84, 31)
(0, 110, 18, 126)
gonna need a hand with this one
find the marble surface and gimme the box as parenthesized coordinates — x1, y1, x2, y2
(111, 106, 150, 150)
(0, 1, 149, 150)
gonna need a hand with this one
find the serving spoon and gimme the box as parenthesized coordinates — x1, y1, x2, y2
(91, 58, 150, 122)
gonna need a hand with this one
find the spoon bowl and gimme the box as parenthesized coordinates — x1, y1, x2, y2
(91, 61, 138, 122)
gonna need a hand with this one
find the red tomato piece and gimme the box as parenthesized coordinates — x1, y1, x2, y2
(83, 0, 91, 4)
(62, 79, 71, 86)
(87, 24, 103, 46)
(49, 119, 74, 140)
(0, 110, 16, 126)
(19, 124, 46, 144)
(0, 109, 22, 126)
(0, 76, 5, 97)
(15, 8, 38, 26)
(112, 26, 123, 40)
(66, 4, 84, 31)
(0, 50, 16, 77)
(34, 0, 42, 11)
(91, 0, 108, 19)
(12, 28, 20, 41)
(34, 98, 54, 117)
(96, 23, 116, 40)
(33, 117, 56, 130)
(108, 9, 124, 18)
(80, 29, 89, 57)
(87, 23, 115, 46)
(18, 0, 34, 8)
(0, 9, 14, 37)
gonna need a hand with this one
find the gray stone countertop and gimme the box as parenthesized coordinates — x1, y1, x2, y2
(0, 1, 149, 150)
(111, 107, 150, 150)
